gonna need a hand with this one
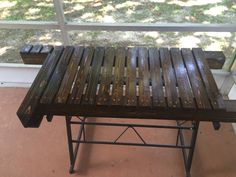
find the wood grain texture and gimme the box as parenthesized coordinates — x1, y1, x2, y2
(126, 47, 138, 106)
(82, 47, 104, 105)
(148, 48, 166, 107)
(96, 47, 115, 105)
(17, 46, 64, 127)
(160, 48, 180, 108)
(170, 48, 195, 109)
(181, 48, 211, 109)
(111, 47, 126, 105)
(40, 46, 74, 104)
(193, 48, 225, 110)
(55, 46, 84, 104)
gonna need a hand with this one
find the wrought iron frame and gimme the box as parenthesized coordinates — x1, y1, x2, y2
(65, 116, 199, 177)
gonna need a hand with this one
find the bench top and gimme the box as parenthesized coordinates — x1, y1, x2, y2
(17, 46, 233, 128)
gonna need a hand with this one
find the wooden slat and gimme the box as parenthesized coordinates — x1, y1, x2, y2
(126, 47, 138, 106)
(40, 46, 74, 104)
(170, 48, 195, 109)
(160, 48, 180, 108)
(30, 44, 43, 53)
(17, 46, 64, 127)
(138, 47, 151, 107)
(40, 45, 53, 54)
(111, 47, 126, 105)
(20, 44, 33, 54)
(71, 47, 94, 104)
(96, 47, 115, 105)
(148, 48, 166, 107)
(82, 47, 104, 105)
(181, 48, 211, 109)
(192, 48, 225, 110)
(55, 46, 84, 104)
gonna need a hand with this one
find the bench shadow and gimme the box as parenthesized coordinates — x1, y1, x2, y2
(74, 117, 97, 175)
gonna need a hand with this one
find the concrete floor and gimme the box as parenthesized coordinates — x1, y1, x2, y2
(1, 87, 236, 177)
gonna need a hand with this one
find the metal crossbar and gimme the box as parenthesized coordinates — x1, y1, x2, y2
(65, 116, 199, 177)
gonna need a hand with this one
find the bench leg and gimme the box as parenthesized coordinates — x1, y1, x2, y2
(65, 116, 86, 173)
(177, 121, 200, 177)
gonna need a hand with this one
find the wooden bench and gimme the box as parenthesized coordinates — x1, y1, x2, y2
(17, 45, 236, 177)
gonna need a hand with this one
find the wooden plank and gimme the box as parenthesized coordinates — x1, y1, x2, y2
(40, 46, 74, 104)
(82, 47, 104, 105)
(111, 47, 126, 105)
(160, 48, 180, 108)
(204, 51, 225, 69)
(20, 44, 33, 54)
(170, 48, 195, 109)
(138, 47, 151, 107)
(40, 45, 54, 54)
(30, 44, 43, 53)
(55, 46, 84, 104)
(148, 48, 166, 107)
(126, 47, 138, 106)
(70, 47, 94, 104)
(181, 48, 211, 109)
(17, 46, 64, 127)
(96, 47, 115, 105)
(193, 48, 225, 110)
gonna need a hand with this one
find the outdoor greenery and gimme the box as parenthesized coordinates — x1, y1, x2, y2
(0, 0, 236, 63)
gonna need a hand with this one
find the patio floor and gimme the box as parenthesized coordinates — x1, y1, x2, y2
(0, 87, 236, 177)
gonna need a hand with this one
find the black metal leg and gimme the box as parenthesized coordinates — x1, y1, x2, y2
(65, 116, 86, 173)
(177, 121, 200, 177)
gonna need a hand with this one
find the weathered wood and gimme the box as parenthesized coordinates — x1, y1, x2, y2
(181, 48, 211, 109)
(55, 46, 84, 104)
(204, 51, 225, 69)
(111, 47, 126, 105)
(193, 48, 225, 110)
(170, 48, 195, 109)
(20, 44, 226, 69)
(148, 48, 166, 107)
(18, 45, 231, 128)
(71, 47, 94, 104)
(17, 46, 64, 127)
(126, 47, 138, 106)
(138, 47, 151, 107)
(160, 48, 180, 108)
(37, 103, 235, 123)
(40, 46, 74, 104)
(96, 47, 115, 105)
(82, 47, 104, 105)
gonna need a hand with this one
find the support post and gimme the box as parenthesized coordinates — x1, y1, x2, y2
(177, 121, 200, 177)
(65, 116, 86, 173)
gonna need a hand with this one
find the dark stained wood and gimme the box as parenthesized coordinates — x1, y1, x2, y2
(40, 45, 53, 54)
(37, 103, 233, 123)
(96, 47, 115, 105)
(181, 48, 211, 109)
(55, 46, 84, 104)
(17, 46, 64, 127)
(192, 48, 225, 110)
(20, 44, 33, 54)
(111, 47, 126, 105)
(160, 48, 180, 108)
(82, 47, 104, 105)
(170, 48, 195, 109)
(204, 51, 225, 69)
(138, 47, 151, 107)
(17, 45, 229, 128)
(40, 46, 74, 104)
(30, 44, 43, 53)
(148, 48, 166, 107)
(70, 47, 94, 104)
(126, 47, 138, 106)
